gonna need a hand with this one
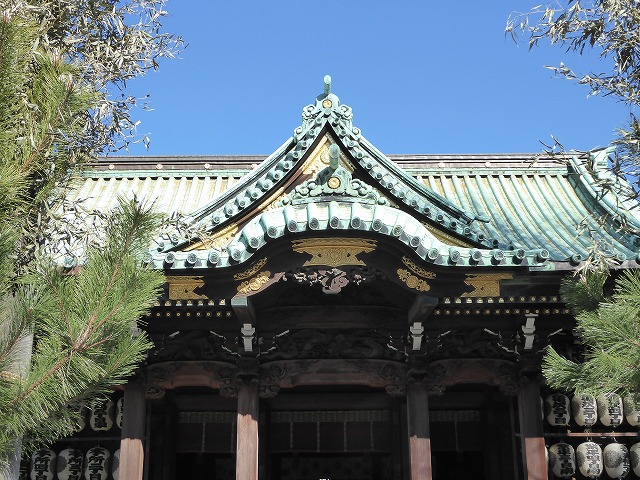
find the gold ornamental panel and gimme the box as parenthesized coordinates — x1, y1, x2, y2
(167, 275, 208, 300)
(462, 273, 514, 297)
(292, 238, 377, 267)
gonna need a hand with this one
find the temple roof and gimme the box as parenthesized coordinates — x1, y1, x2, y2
(65, 77, 640, 272)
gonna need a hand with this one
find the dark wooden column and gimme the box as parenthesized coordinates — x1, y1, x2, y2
(406, 381, 432, 480)
(119, 377, 147, 480)
(236, 376, 259, 480)
(518, 376, 548, 480)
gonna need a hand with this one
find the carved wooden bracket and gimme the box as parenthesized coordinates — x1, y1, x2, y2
(258, 359, 406, 398)
(145, 361, 238, 398)
(410, 358, 519, 396)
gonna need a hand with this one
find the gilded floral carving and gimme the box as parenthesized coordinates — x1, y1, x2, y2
(397, 269, 431, 292)
(233, 258, 268, 280)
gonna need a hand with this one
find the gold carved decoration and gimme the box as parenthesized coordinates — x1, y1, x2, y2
(167, 275, 207, 300)
(300, 135, 354, 177)
(260, 187, 286, 211)
(186, 223, 238, 251)
(462, 273, 514, 297)
(327, 176, 341, 189)
(237, 271, 271, 294)
(292, 238, 377, 267)
(234, 258, 268, 280)
(401, 256, 436, 279)
(397, 269, 431, 292)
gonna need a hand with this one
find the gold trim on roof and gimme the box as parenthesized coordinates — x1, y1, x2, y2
(423, 223, 473, 248)
(262, 187, 287, 211)
(292, 238, 377, 267)
(186, 223, 238, 251)
(233, 258, 268, 280)
(401, 256, 436, 279)
(301, 136, 354, 177)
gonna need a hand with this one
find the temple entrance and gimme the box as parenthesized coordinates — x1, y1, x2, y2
(270, 453, 392, 480)
(429, 386, 519, 480)
(175, 453, 235, 480)
(265, 390, 399, 480)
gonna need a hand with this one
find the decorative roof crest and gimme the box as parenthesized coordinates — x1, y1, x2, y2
(296, 75, 358, 145)
(280, 143, 390, 207)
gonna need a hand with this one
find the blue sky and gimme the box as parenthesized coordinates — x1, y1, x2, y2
(118, 1, 635, 157)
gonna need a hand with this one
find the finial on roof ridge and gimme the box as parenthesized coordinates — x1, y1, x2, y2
(324, 75, 331, 95)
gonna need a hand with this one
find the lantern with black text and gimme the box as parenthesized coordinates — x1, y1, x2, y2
(57, 448, 83, 480)
(548, 442, 575, 478)
(545, 394, 570, 426)
(19, 456, 29, 480)
(75, 405, 87, 432)
(604, 443, 630, 479)
(112, 449, 120, 480)
(89, 398, 114, 432)
(572, 394, 598, 427)
(624, 394, 640, 426)
(83, 447, 110, 480)
(30, 448, 56, 480)
(597, 393, 624, 427)
(577, 442, 603, 478)
(630, 443, 640, 476)
(116, 397, 124, 429)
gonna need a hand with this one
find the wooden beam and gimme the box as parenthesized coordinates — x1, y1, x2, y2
(236, 377, 259, 480)
(407, 295, 438, 325)
(407, 381, 432, 480)
(518, 376, 548, 480)
(231, 296, 256, 325)
(119, 378, 147, 480)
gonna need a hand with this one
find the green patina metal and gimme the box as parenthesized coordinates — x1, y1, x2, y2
(64, 78, 640, 272)
(150, 78, 503, 257)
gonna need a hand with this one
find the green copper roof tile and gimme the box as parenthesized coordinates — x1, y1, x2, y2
(60, 80, 640, 269)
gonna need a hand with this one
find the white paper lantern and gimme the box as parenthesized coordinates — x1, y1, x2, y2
(84, 447, 110, 480)
(577, 442, 603, 478)
(545, 394, 571, 426)
(597, 393, 624, 427)
(623, 394, 640, 426)
(57, 448, 83, 480)
(548, 442, 575, 478)
(75, 406, 87, 432)
(572, 394, 598, 427)
(112, 449, 120, 480)
(89, 398, 114, 431)
(116, 397, 124, 429)
(19, 457, 29, 480)
(604, 443, 630, 478)
(629, 443, 640, 476)
(30, 448, 56, 480)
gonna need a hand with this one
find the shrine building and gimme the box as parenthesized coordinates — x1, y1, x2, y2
(34, 77, 640, 480)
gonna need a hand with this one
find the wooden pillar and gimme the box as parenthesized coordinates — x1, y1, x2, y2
(119, 377, 147, 480)
(236, 376, 259, 480)
(407, 381, 432, 480)
(518, 376, 548, 480)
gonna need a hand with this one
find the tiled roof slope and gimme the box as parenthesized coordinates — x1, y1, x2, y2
(66, 78, 640, 271)
(71, 152, 640, 267)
